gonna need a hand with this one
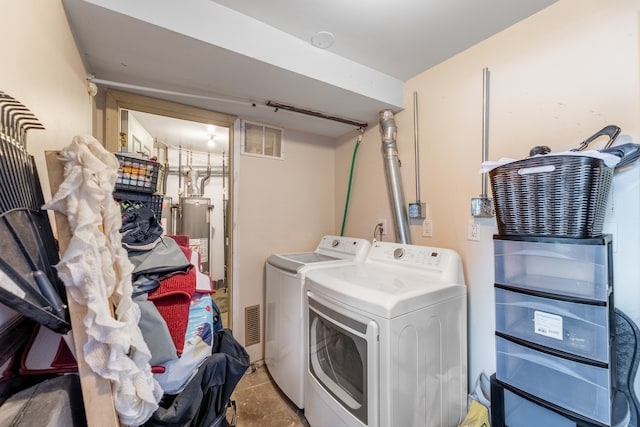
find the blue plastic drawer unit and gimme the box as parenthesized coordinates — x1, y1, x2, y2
(495, 287, 610, 363)
(503, 386, 576, 427)
(495, 336, 613, 425)
(494, 235, 612, 302)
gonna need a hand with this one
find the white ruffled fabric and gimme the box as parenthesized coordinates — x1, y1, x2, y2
(44, 135, 162, 426)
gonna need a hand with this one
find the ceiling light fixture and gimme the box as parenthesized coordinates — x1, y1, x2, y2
(310, 31, 335, 49)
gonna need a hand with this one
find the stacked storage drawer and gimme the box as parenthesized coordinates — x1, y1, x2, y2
(492, 234, 618, 426)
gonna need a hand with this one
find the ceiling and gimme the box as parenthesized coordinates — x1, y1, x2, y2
(62, 0, 558, 150)
(126, 109, 230, 157)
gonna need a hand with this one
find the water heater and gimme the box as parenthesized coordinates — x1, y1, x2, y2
(178, 196, 213, 274)
(160, 196, 173, 235)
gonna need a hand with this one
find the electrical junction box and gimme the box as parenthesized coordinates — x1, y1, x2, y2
(471, 197, 494, 218)
(408, 202, 426, 219)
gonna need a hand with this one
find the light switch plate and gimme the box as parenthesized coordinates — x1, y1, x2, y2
(422, 219, 432, 237)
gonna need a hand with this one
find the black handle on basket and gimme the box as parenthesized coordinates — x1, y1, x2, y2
(572, 125, 621, 151)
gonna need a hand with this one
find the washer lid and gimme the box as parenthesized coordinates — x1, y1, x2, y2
(266, 236, 371, 274)
(306, 264, 465, 318)
(266, 252, 340, 273)
(283, 252, 341, 263)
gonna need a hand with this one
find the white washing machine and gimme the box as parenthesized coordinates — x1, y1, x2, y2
(304, 240, 467, 427)
(265, 235, 371, 409)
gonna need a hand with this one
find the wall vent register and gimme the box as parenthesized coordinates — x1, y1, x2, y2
(244, 304, 261, 347)
(241, 121, 283, 159)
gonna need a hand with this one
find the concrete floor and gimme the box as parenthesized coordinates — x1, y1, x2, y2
(230, 363, 309, 427)
(215, 290, 307, 426)
(212, 288, 229, 330)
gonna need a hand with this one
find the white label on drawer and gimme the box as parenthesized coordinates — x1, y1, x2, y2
(534, 310, 563, 340)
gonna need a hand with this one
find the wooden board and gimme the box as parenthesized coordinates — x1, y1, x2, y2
(45, 151, 120, 427)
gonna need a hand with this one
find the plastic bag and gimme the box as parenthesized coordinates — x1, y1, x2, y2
(459, 400, 490, 427)
(154, 293, 215, 394)
(467, 371, 491, 417)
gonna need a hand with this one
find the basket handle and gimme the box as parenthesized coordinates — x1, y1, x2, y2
(518, 165, 555, 175)
(572, 125, 621, 152)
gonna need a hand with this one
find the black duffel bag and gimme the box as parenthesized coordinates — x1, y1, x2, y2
(145, 328, 250, 427)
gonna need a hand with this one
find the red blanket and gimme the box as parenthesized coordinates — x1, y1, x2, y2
(148, 245, 195, 355)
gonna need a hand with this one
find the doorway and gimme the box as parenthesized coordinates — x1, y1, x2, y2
(103, 89, 237, 328)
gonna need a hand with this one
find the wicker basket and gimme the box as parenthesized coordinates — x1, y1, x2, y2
(489, 155, 613, 237)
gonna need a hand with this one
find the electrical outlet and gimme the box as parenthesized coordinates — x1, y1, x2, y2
(422, 219, 433, 237)
(377, 218, 387, 235)
(467, 220, 480, 241)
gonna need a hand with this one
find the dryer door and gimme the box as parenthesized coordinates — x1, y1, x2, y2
(307, 291, 379, 426)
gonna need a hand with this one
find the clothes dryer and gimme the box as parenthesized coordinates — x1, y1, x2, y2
(304, 241, 467, 427)
(265, 235, 371, 409)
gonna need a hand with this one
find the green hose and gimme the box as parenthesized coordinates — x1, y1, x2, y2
(340, 134, 362, 236)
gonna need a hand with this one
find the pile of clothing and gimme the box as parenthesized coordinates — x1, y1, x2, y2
(119, 203, 223, 395)
(118, 205, 248, 427)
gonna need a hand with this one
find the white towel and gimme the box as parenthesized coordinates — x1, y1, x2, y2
(44, 135, 163, 426)
(480, 149, 621, 174)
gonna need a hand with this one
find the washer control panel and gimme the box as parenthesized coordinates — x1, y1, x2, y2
(376, 243, 444, 266)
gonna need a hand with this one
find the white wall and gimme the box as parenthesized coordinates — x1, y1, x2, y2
(126, 112, 155, 155)
(237, 128, 336, 361)
(2, 1, 92, 324)
(337, 0, 640, 390)
(4, 0, 93, 201)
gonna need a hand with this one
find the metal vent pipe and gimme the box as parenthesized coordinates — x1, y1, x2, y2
(199, 152, 212, 195)
(379, 110, 411, 244)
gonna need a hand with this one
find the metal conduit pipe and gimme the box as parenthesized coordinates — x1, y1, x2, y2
(199, 166, 212, 194)
(161, 165, 169, 195)
(413, 92, 421, 203)
(481, 67, 490, 198)
(379, 110, 411, 244)
(167, 166, 224, 175)
(199, 152, 213, 194)
(178, 145, 183, 193)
